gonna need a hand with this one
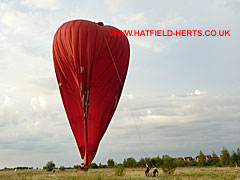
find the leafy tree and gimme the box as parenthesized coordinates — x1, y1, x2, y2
(137, 156, 162, 168)
(152, 156, 163, 167)
(115, 165, 125, 176)
(175, 160, 186, 167)
(107, 159, 115, 168)
(143, 157, 151, 167)
(161, 155, 177, 175)
(220, 147, 230, 166)
(198, 150, 206, 166)
(59, 166, 65, 171)
(123, 157, 137, 168)
(230, 151, 238, 166)
(237, 148, 240, 165)
(206, 158, 213, 166)
(88, 163, 98, 169)
(73, 165, 79, 169)
(98, 163, 107, 168)
(137, 158, 146, 168)
(186, 160, 198, 166)
(43, 161, 55, 171)
(211, 151, 219, 166)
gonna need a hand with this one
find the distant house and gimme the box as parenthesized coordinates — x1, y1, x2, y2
(194, 155, 212, 162)
(184, 157, 193, 162)
(205, 155, 212, 161)
(194, 156, 200, 162)
(177, 157, 184, 161)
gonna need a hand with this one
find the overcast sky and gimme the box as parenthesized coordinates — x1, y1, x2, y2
(0, 0, 240, 168)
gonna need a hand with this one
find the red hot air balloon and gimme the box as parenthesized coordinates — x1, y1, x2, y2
(52, 20, 130, 166)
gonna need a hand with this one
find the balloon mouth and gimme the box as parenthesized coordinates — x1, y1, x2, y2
(97, 22, 104, 26)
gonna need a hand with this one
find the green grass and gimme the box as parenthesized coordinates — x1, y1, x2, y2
(0, 167, 240, 180)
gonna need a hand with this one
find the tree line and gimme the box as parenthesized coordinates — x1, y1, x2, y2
(87, 147, 240, 169)
(1, 147, 239, 171)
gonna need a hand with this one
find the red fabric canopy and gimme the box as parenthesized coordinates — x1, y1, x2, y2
(52, 20, 130, 165)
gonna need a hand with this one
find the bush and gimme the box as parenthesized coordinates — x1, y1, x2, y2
(137, 158, 147, 168)
(198, 150, 206, 166)
(220, 147, 230, 166)
(161, 155, 177, 175)
(98, 163, 107, 168)
(152, 156, 163, 167)
(59, 166, 65, 171)
(123, 157, 137, 168)
(88, 163, 98, 169)
(43, 161, 55, 171)
(115, 165, 125, 176)
(211, 151, 219, 166)
(107, 159, 115, 168)
(175, 160, 186, 167)
(187, 161, 198, 166)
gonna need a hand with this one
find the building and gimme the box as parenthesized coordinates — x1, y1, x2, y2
(184, 157, 193, 162)
(194, 155, 212, 162)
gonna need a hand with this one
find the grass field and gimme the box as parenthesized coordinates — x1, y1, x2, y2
(0, 167, 240, 180)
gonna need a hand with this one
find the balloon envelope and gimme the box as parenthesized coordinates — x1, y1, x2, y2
(52, 20, 130, 165)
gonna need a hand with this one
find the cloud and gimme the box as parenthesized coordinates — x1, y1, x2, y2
(18, 77, 57, 95)
(110, 12, 189, 53)
(20, 0, 61, 10)
(1, 86, 240, 167)
(131, 37, 177, 53)
(1, 7, 33, 34)
(0, 2, 58, 60)
(115, 91, 238, 133)
(0, 0, 239, 168)
(0, 93, 72, 155)
(31, 96, 48, 111)
(140, 114, 195, 125)
(194, 89, 208, 95)
(104, 0, 127, 12)
(217, 0, 240, 8)
(96, 92, 240, 162)
(0, 96, 20, 128)
(2, 96, 12, 107)
(125, 93, 134, 100)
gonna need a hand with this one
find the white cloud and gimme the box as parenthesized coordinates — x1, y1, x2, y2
(146, 109, 151, 115)
(156, 15, 192, 29)
(98, 93, 240, 163)
(0, 2, 59, 61)
(0, 96, 21, 127)
(187, 90, 208, 96)
(0, 0, 239, 168)
(3, 96, 12, 107)
(194, 89, 208, 95)
(111, 12, 146, 30)
(20, 0, 61, 10)
(126, 93, 134, 100)
(115, 92, 239, 131)
(10, 77, 58, 97)
(104, 0, 127, 12)
(31, 96, 48, 111)
(110, 12, 185, 53)
(140, 114, 195, 125)
(131, 37, 177, 53)
(1, 9, 32, 34)
(0, 96, 13, 115)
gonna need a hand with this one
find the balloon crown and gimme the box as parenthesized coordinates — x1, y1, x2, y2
(97, 22, 104, 26)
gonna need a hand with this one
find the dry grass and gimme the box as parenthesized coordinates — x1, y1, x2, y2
(0, 167, 240, 180)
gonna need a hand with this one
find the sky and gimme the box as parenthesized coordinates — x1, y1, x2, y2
(0, 0, 240, 168)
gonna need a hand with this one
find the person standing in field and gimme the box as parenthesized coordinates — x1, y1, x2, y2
(145, 164, 150, 176)
(153, 167, 159, 177)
